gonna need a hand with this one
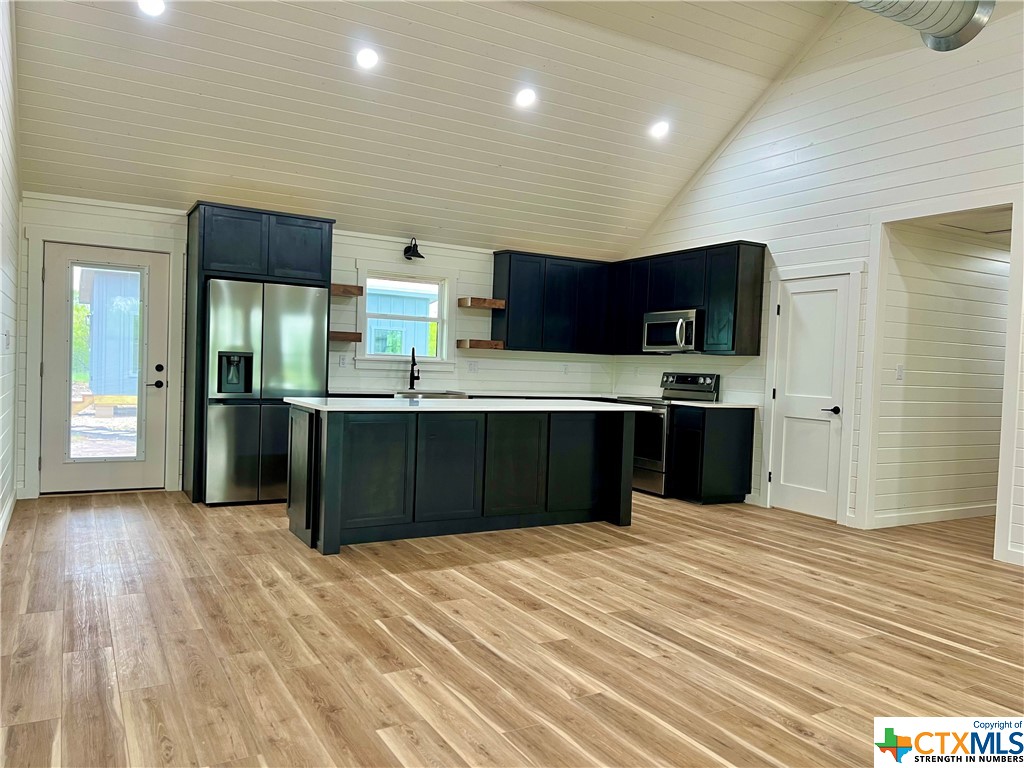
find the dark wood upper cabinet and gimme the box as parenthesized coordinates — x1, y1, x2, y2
(703, 243, 765, 356)
(647, 251, 706, 311)
(202, 206, 267, 274)
(268, 215, 332, 282)
(492, 252, 545, 351)
(195, 202, 333, 284)
(542, 259, 579, 352)
(576, 262, 609, 354)
(623, 260, 651, 355)
(490, 241, 763, 357)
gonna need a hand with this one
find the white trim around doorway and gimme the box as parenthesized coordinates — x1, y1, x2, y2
(763, 259, 864, 524)
(20, 225, 186, 498)
(855, 187, 1023, 557)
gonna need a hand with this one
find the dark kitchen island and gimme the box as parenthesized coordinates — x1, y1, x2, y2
(283, 397, 650, 554)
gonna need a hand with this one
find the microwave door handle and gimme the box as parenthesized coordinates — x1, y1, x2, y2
(675, 318, 684, 347)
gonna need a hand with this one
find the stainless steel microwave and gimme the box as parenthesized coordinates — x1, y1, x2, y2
(643, 309, 699, 353)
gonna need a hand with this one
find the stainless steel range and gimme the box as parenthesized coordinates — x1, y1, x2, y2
(618, 372, 719, 495)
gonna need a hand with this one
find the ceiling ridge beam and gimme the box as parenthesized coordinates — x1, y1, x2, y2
(625, 2, 848, 260)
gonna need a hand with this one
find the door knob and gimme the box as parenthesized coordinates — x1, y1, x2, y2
(821, 405, 840, 414)
(146, 380, 164, 389)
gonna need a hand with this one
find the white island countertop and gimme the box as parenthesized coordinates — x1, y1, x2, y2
(285, 397, 653, 413)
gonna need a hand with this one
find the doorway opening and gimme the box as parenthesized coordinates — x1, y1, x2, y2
(871, 204, 1013, 530)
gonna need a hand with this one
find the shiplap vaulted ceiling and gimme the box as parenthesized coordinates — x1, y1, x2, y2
(16, 1, 836, 259)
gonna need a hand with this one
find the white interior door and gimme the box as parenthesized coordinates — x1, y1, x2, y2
(771, 275, 849, 519)
(40, 243, 169, 493)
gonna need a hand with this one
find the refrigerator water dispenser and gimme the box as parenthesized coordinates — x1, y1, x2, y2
(217, 351, 253, 394)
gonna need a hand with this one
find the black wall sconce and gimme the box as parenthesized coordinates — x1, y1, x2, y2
(403, 238, 424, 260)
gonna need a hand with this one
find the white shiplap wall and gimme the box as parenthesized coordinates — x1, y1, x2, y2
(16, 195, 186, 496)
(629, 3, 1023, 522)
(1013, 319, 1024, 551)
(0, 0, 17, 534)
(875, 224, 1010, 525)
(326, 229, 615, 395)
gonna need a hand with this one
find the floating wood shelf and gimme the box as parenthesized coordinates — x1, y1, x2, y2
(331, 283, 364, 297)
(458, 297, 506, 310)
(329, 331, 363, 343)
(457, 339, 505, 350)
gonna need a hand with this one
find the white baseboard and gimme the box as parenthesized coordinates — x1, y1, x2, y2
(871, 504, 995, 529)
(0, 492, 15, 544)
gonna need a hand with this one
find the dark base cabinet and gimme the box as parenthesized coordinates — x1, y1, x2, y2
(483, 413, 548, 516)
(416, 414, 485, 522)
(667, 406, 754, 504)
(294, 407, 636, 553)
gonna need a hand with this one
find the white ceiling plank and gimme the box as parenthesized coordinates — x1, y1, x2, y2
(16, 0, 836, 257)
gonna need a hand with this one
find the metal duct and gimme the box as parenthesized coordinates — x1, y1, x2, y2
(848, 0, 995, 50)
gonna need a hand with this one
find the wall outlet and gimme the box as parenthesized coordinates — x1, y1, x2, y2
(895, 363, 904, 382)
(467, 361, 479, 373)
(339, 355, 347, 368)
(562, 364, 570, 375)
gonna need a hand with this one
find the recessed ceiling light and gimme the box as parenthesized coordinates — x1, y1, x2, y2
(649, 120, 670, 139)
(138, 0, 165, 17)
(515, 88, 537, 108)
(356, 48, 379, 70)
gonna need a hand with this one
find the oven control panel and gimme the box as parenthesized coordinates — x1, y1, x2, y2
(661, 372, 719, 392)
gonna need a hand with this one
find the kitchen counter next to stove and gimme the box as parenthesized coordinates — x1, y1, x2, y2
(285, 401, 637, 553)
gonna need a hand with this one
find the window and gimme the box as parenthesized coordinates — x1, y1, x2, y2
(365, 276, 445, 359)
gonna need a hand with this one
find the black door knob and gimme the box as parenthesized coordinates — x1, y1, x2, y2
(146, 380, 164, 389)
(821, 405, 840, 414)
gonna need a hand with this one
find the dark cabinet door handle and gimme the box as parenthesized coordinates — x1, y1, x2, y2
(146, 380, 164, 389)
(821, 406, 840, 414)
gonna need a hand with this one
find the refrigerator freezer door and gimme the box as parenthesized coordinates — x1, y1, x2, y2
(259, 404, 290, 501)
(205, 403, 261, 503)
(208, 279, 264, 400)
(262, 283, 328, 398)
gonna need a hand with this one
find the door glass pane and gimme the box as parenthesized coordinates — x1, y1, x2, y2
(69, 265, 143, 460)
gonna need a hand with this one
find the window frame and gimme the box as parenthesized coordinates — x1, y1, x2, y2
(354, 267, 457, 371)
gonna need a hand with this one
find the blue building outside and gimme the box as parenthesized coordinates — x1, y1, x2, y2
(77, 267, 141, 397)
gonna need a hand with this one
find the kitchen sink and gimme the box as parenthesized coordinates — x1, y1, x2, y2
(393, 390, 469, 399)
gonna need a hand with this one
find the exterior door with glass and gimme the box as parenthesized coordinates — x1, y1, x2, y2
(40, 243, 170, 493)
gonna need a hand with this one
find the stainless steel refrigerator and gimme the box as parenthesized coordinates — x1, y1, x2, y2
(204, 279, 328, 504)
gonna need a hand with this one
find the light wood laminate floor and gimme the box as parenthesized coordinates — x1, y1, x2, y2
(1, 492, 1021, 767)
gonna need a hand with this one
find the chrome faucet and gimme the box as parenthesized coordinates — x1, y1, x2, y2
(409, 347, 421, 391)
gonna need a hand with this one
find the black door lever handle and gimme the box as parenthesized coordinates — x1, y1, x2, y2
(821, 406, 840, 414)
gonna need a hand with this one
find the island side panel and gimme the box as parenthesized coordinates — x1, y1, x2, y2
(286, 405, 319, 547)
(612, 411, 635, 526)
(317, 411, 344, 555)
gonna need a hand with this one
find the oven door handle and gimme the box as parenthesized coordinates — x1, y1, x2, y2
(675, 318, 684, 348)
